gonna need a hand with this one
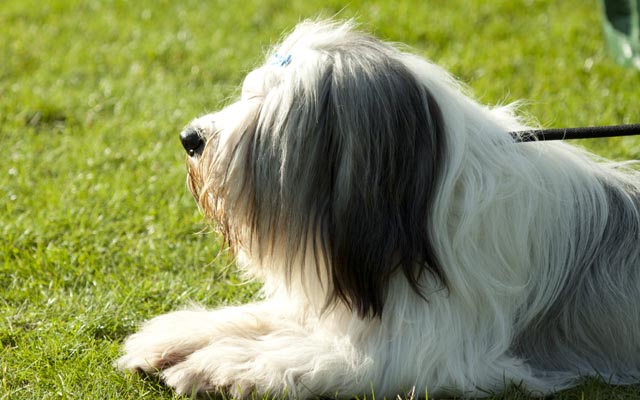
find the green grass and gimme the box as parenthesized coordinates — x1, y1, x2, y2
(1, 0, 639, 398)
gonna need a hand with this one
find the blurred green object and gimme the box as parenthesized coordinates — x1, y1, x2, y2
(601, 0, 640, 69)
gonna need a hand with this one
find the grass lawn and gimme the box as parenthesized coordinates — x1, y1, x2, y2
(1, 0, 639, 398)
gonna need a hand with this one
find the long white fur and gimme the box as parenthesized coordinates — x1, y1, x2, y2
(117, 20, 640, 398)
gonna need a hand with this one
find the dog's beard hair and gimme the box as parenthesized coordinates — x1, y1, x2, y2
(188, 109, 262, 245)
(181, 20, 640, 395)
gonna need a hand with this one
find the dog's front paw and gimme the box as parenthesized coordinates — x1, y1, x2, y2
(160, 344, 284, 398)
(161, 358, 224, 396)
(116, 310, 218, 374)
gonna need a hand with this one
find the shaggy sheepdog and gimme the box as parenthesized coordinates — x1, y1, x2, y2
(117, 20, 640, 398)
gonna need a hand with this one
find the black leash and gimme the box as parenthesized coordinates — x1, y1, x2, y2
(512, 123, 640, 142)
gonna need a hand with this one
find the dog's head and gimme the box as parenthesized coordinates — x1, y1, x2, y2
(180, 20, 447, 318)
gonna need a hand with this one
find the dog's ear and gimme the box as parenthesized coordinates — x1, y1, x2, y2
(319, 53, 447, 318)
(245, 46, 447, 318)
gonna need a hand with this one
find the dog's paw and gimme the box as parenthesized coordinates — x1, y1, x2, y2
(115, 310, 218, 374)
(161, 359, 222, 396)
(160, 344, 284, 398)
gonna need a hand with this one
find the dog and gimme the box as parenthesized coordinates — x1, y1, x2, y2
(117, 20, 640, 398)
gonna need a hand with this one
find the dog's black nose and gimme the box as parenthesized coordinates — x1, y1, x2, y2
(180, 127, 206, 157)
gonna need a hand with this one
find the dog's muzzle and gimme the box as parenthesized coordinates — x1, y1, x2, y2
(180, 127, 206, 157)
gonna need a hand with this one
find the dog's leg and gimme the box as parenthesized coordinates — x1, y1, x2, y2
(159, 325, 369, 398)
(117, 302, 369, 398)
(115, 302, 283, 374)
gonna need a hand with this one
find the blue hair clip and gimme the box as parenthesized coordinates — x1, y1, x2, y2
(272, 53, 292, 67)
